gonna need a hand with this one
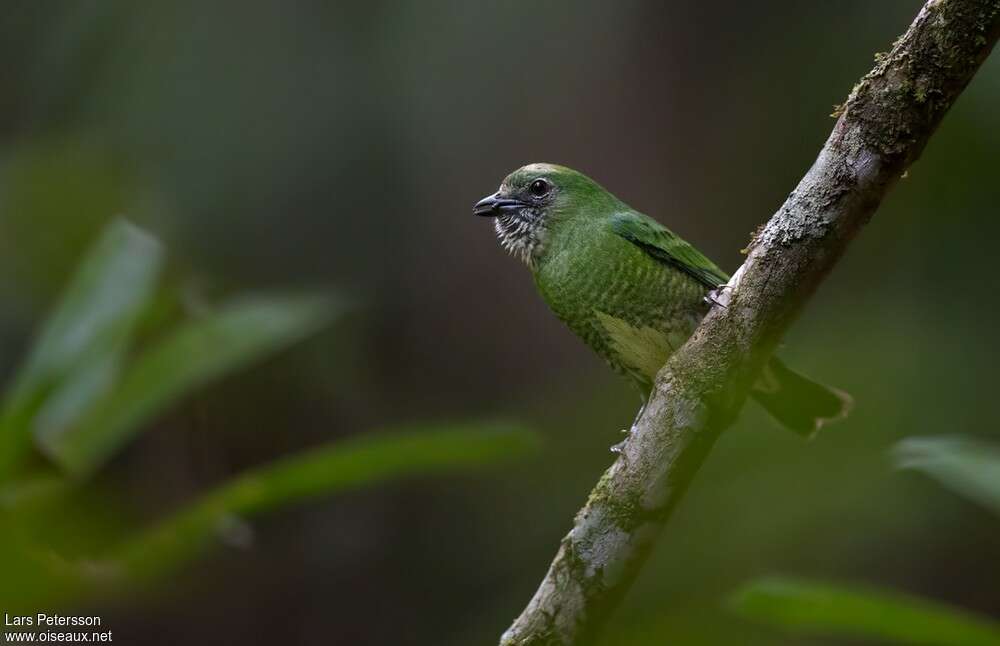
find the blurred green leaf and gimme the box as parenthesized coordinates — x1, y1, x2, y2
(731, 576, 1000, 645)
(0, 219, 163, 477)
(0, 473, 71, 510)
(5, 219, 161, 396)
(42, 294, 345, 477)
(0, 473, 136, 609)
(114, 421, 539, 580)
(893, 436, 1000, 516)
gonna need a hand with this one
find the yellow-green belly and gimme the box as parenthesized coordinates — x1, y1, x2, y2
(534, 234, 710, 391)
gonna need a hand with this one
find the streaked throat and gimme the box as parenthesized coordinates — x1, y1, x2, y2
(494, 210, 546, 269)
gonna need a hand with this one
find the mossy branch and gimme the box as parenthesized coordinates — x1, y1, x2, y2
(500, 1, 1000, 644)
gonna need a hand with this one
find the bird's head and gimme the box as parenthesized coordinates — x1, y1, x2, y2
(473, 163, 615, 268)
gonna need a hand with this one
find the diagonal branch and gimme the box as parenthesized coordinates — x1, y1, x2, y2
(500, 1, 1000, 644)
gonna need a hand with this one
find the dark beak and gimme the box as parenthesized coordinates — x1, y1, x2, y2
(473, 193, 528, 217)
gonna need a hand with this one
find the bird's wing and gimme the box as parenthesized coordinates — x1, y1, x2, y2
(609, 211, 729, 289)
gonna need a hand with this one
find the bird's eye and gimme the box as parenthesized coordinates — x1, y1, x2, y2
(529, 179, 550, 197)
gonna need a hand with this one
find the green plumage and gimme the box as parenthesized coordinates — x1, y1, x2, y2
(476, 163, 850, 435)
(535, 210, 711, 391)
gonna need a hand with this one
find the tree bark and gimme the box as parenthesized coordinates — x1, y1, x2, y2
(500, 1, 1000, 644)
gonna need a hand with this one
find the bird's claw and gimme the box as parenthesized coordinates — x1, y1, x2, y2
(611, 428, 632, 454)
(704, 283, 732, 308)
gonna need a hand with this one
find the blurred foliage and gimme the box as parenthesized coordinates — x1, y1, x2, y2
(0, 220, 163, 477)
(0, 221, 536, 611)
(894, 436, 1000, 516)
(732, 437, 1000, 645)
(732, 577, 1000, 646)
(46, 293, 340, 476)
(115, 422, 537, 582)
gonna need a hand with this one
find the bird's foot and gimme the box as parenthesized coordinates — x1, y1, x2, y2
(704, 283, 732, 309)
(610, 428, 631, 454)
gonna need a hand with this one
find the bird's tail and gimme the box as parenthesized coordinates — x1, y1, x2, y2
(750, 357, 852, 437)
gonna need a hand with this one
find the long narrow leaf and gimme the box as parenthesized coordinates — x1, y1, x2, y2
(893, 436, 1000, 516)
(732, 576, 1000, 646)
(42, 294, 344, 476)
(115, 422, 538, 580)
(0, 219, 163, 476)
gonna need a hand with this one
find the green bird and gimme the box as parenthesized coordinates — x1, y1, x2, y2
(474, 163, 850, 436)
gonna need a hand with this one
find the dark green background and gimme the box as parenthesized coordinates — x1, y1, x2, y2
(1, 1, 997, 644)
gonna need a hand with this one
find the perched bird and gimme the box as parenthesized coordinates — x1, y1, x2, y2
(474, 163, 850, 436)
